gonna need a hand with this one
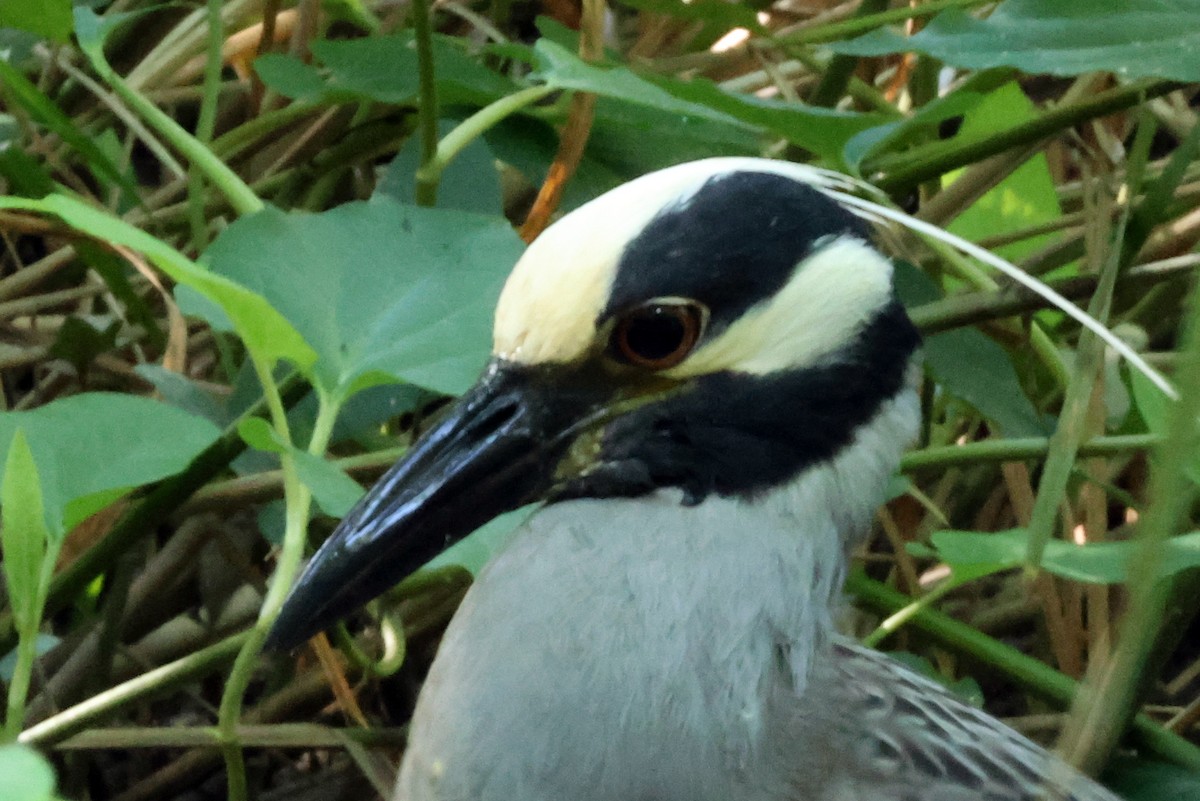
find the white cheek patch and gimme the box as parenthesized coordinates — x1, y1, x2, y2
(667, 236, 894, 377)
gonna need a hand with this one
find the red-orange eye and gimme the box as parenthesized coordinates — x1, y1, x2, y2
(612, 302, 705, 370)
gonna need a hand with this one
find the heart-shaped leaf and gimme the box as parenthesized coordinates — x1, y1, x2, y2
(0, 394, 221, 536)
(202, 197, 524, 399)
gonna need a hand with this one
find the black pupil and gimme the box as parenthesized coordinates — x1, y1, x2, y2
(626, 307, 686, 361)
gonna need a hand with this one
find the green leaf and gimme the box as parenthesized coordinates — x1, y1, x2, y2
(0, 744, 56, 801)
(927, 528, 1200, 584)
(174, 285, 234, 334)
(92, 128, 142, 215)
(1128, 367, 1200, 483)
(482, 110, 717, 213)
(134, 365, 245, 428)
(320, 34, 512, 105)
(944, 83, 1062, 262)
(588, 97, 760, 175)
(0, 394, 222, 536)
(237, 417, 285, 454)
(48, 316, 121, 375)
(1, 431, 49, 629)
(377, 119, 503, 213)
(236, 418, 365, 518)
(0, 144, 55, 198)
(843, 87, 985, 172)
(529, 39, 884, 168)
(257, 33, 513, 105)
(831, 0, 1200, 82)
(257, 498, 287, 546)
(492, 116, 620, 199)
(0, 194, 316, 374)
(1130, 367, 1169, 435)
(0, 0, 72, 43)
(532, 39, 746, 127)
(253, 54, 328, 102)
(1105, 756, 1200, 801)
(323, 0, 382, 33)
(330, 383, 433, 446)
(643, 74, 888, 169)
(292, 450, 364, 517)
(0, 60, 128, 189)
(202, 197, 524, 398)
(71, 6, 141, 60)
(896, 261, 1044, 436)
(925, 327, 1047, 437)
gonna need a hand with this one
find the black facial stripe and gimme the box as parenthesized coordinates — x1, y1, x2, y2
(555, 299, 919, 503)
(603, 171, 870, 335)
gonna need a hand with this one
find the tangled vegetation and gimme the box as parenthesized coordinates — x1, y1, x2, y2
(2, 1, 1200, 799)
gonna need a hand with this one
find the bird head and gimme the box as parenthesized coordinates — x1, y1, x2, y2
(268, 157, 921, 649)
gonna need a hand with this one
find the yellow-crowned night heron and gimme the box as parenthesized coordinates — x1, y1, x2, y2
(270, 158, 1122, 801)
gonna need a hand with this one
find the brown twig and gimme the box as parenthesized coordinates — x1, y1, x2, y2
(518, 0, 606, 243)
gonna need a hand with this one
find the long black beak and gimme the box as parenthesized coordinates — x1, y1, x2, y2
(267, 361, 594, 650)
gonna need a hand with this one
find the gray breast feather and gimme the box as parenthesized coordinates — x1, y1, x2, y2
(396, 491, 848, 801)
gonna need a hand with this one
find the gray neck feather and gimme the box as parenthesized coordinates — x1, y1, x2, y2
(398, 384, 919, 801)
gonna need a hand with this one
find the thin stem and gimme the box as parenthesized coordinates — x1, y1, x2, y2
(782, 0, 990, 46)
(4, 542, 58, 741)
(49, 724, 409, 750)
(307, 391, 341, 457)
(211, 101, 323, 160)
(186, 432, 1163, 515)
(871, 81, 1176, 192)
(899, 434, 1158, 471)
(4, 608, 37, 741)
(217, 386, 340, 800)
(187, 0, 225, 252)
(518, 0, 604, 242)
(806, 0, 889, 108)
(415, 85, 556, 188)
(909, 256, 1200, 334)
(1056, 250, 1200, 774)
(1028, 122, 1152, 569)
(217, 366, 304, 800)
(53, 56, 185, 179)
(861, 571, 974, 649)
(865, 193, 1072, 389)
(82, 27, 263, 216)
(1029, 323, 1071, 390)
(411, 0, 440, 207)
(20, 632, 249, 747)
